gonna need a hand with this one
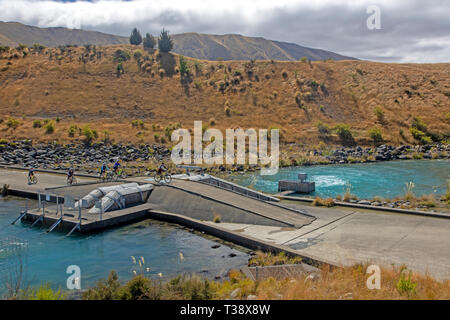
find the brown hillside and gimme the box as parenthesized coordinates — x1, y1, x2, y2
(0, 44, 449, 148)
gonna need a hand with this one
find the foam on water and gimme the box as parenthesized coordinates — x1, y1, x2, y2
(228, 159, 449, 199)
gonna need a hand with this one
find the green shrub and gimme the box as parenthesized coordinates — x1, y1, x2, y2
(33, 120, 42, 128)
(166, 275, 214, 300)
(44, 121, 55, 134)
(368, 127, 383, 145)
(411, 116, 427, 132)
(374, 106, 385, 123)
(396, 270, 417, 296)
(82, 125, 97, 144)
(113, 49, 130, 62)
(120, 275, 151, 300)
(6, 117, 20, 129)
(25, 283, 66, 300)
(32, 43, 46, 53)
(83, 270, 122, 300)
(131, 119, 144, 129)
(316, 121, 330, 135)
(409, 127, 432, 144)
(334, 124, 355, 146)
(68, 124, 78, 137)
(179, 55, 189, 75)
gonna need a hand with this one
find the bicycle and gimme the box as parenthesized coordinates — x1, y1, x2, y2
(27, 175, 38, 185)
(113, 168, 127, 181)
(154, 172, 172, 184)
(98, 171, 109, 182)
(67, 176, 77, 185)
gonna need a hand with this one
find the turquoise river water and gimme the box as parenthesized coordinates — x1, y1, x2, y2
(0, 197, 248, 296)
(226, 159, 449, 199)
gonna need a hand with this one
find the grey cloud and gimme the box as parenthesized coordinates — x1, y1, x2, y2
(0, 0, 448, 62)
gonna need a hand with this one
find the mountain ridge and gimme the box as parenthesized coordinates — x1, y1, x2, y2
(0, 21, 356, 61)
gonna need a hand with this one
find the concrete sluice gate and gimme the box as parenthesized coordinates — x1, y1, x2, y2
(75, 183, 154, 214)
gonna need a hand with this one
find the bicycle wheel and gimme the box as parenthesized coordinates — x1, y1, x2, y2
(32, 176, 38, 184)
(164, 174, 172, 184)
(154, 174, 162, 183)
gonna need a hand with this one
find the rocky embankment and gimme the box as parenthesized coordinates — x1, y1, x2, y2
(0, 140, 171, 171)
(0, 140, 448, 173)
(312, 144, 449, 164)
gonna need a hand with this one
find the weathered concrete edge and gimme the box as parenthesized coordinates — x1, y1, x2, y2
(201, 175, 280, 202)
(172, 180, 316, 224)
(7, 186, 63, 202)
(147, 209, 340, 269)
(277, 195, 450, 219)
(160, 183, 299, 228)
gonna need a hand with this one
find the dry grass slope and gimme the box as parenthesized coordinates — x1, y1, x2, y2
(0, 44, 449, 149)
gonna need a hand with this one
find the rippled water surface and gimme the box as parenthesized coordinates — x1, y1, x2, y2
(0, 198, 248, 295)
(226, 160, 449, 199)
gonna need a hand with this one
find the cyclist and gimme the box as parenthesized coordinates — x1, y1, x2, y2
(113, 159, 121, 174)
(28, 167, 36, 181)
(157, 162, 167, 176)
(67, 168, 75, 184)
(99, 163, 109, 179)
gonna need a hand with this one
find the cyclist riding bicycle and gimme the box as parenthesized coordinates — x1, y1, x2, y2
(113, 160, 121, 174)
(67, 168, 75, 183)
(28, 167, 35, 179)
(157, 162, 167, 176)
(100, 163, 109, 177)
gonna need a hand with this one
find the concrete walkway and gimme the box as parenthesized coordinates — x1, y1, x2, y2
(0, 168, 95, 192)
(212, 203, 450, 279)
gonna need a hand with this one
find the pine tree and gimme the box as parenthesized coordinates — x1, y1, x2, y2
(129, 28, 142, 45)
(143, 33, 156, 51)
(158, 29, 173, 53)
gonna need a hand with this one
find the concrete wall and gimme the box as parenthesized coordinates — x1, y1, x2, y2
(148, 209, 339, 269)
(149, 185, 290, 227)
(201, 176, 279, 202)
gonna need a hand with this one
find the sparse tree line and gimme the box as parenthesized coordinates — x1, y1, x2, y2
(129, 28, 173, 53)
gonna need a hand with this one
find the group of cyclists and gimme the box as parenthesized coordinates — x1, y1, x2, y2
(27, 160, 169, 185)
(98, 159, 126, 181)
(28, 166, 78, 185)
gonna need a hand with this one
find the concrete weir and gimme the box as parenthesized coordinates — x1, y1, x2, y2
(17, 175, 314, 234)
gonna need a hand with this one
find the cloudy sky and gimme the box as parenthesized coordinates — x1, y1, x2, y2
(0, 0, 449, 62)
